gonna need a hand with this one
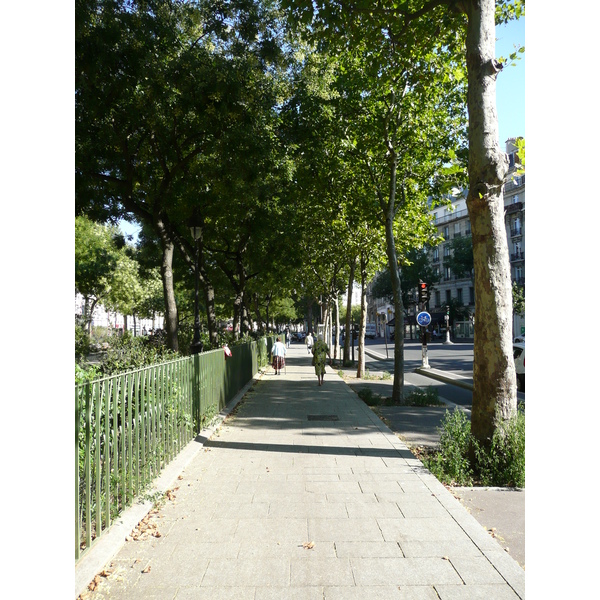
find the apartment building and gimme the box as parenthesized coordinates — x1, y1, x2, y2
(366, 137, 525, 340)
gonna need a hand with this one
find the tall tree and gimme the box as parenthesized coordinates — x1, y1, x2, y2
(75, 216, 123, 331)
(76, 0, 294, 350)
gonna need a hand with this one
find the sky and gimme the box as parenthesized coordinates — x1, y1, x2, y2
(495, 16, 525, 147)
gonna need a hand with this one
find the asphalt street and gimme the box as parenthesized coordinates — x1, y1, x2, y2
(360, 339, 525, 407)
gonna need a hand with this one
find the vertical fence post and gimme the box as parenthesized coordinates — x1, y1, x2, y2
(84, 382, 92, 553)
(192, 353, 200, 434)
(75, 386, 80, 561)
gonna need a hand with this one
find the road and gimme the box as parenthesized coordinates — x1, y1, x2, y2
(356, 338, 525, 407)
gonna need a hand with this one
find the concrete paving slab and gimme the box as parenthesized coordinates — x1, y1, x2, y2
(348, 372, 525, 571)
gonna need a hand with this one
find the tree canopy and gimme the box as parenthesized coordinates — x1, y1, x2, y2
(76, 0, 524, 451)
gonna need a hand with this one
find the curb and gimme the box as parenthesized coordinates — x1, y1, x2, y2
(75, 368, 267, 599)
(414, 367, 474, 391)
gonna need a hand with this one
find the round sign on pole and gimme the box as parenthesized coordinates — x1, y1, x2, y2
(416, 311, 431, 327)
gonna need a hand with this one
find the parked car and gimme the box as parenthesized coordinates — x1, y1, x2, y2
(514, 334, 525, 343)
(513, 342, 525, 392)
(365, 323, 377, 339)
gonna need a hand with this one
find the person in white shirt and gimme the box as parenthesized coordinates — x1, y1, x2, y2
(272, 337, 287, 375)
(305, 332, 314, 354)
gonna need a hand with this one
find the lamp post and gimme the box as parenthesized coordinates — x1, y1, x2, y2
(444, 304, 453, 345)
(190, 224, 203, 355)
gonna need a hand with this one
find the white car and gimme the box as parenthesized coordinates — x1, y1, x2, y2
(513, 343, 525, 392)
(514, 334, 525, 343)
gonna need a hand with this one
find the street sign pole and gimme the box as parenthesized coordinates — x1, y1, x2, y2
(416, 308, 432, 369)
(421, 326, 429, 368)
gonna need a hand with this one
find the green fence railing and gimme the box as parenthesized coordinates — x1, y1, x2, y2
(75, 336, 275, 562)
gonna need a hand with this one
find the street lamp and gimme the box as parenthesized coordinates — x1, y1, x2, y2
(444, 304, 454, 345)
(189, 223, 203, 355)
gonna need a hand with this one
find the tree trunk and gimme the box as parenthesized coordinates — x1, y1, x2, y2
(253, 293, 265, 336)
(464, 0, 517, 446)
(194, 228, 218, 348)
(383, 186, 405, 403)
(333, 291, 340, 362)
(344, 257, 356, 364)
(204, 280, 218, 347)
(356, 254, 368, 378)
(156, 218, 179, 352)
(232, 294, 242, 341)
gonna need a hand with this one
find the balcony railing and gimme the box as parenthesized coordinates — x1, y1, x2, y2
(434, 208, 469, 225)
(506, 201, 524, 215)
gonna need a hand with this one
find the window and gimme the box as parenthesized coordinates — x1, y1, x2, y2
(454, 223, 461, 237)
(514, 242, 522, 258)
(432, 247, 439, 262)
(445, 290, 452, 304)
(469, 287, 475, 305)
(457, 288, 463, 303)
(443, 244, 451, 258)
(435, 291, 441, 307)
(444, 266, 451, 280)
(443, 226, 449, 240)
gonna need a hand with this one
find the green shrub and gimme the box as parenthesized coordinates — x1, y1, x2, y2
(475, 407, 525, 488)
(75, 325, 91, 361)
(98, 332, 178, 376)
(75, 362, 102, 385)
(357, 388, 381, 406)
(425, 408, 474, 486)
(423, 406, 525, 488)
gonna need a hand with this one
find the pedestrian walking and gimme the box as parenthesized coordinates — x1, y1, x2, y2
(272, 337, 287, 375)
(305, 332, 314, 354)
(312, 334, 330, 386)
(286, 329, 291, 348)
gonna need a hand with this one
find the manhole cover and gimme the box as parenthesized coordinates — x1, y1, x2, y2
(307, 414, 339, 421)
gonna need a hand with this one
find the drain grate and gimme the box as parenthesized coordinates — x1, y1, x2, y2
(307, 414, 339, 421)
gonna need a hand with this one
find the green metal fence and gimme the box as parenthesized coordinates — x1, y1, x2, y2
(75, 336, 275, 562)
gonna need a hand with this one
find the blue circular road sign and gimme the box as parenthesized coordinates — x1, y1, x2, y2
(416, 311, 432, 327)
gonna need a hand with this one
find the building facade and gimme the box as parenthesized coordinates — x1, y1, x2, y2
(75, 293, 164, 335)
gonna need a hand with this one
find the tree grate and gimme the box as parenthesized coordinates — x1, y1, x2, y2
(307, 414, 339, 421)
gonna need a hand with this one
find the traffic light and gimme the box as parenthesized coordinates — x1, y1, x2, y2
(418, 281, 429, 304)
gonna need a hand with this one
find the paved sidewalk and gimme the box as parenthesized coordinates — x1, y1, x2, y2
(77, 345, 525, 599)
